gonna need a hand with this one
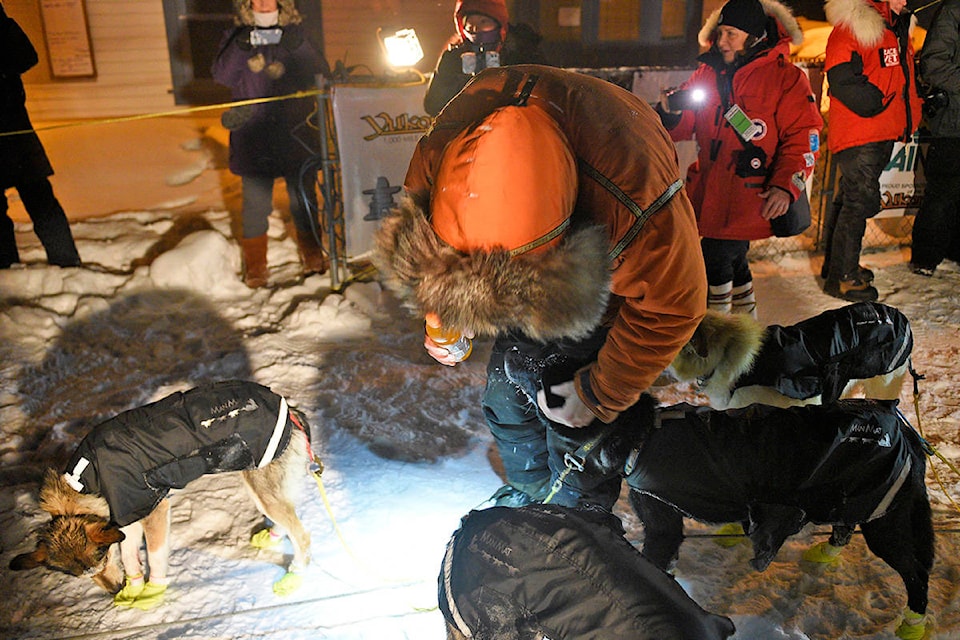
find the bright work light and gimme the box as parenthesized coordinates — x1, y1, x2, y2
(381, 28, 424, 69)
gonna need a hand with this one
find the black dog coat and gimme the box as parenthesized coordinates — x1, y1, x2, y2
(63, 380, 295, 526)
(734, 301, 912, 404)
(439, 504, 736, 640)
(622, 399, 917, 570)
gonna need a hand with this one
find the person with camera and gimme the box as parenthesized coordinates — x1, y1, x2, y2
(911, 0, 960, 277)
(211, 0, 329, 288)
(375, 65, 707, 511)
(657, 0, 822, 317)
(423, 0, 549, 117)
(821, 0, 921, 300)
(0, 2, 81, 270)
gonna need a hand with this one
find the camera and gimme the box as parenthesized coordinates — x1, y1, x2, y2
(665, 87, 706, 112)
(923, 87, 949, 119)
(250, 28, 283, 46)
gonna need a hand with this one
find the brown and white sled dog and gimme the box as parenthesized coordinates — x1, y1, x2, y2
(9, 380, 313, 607)
(667, 302, 913, 409)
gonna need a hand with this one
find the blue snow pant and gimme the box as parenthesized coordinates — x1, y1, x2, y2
(482, 327, 623, 511)
(911, 137, 960, 269)
(822, 140, 894, 281)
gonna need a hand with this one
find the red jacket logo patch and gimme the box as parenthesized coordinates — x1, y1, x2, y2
(881, 47, 900, 67)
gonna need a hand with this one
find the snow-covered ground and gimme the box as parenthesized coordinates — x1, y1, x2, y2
(1, 200, 959, 638)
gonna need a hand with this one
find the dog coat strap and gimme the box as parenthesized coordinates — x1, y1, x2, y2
(258, 396, 289, 468)
(64, 457, 90, 492)
(868, 455, 911, 521)
(441, 532, 474, 638)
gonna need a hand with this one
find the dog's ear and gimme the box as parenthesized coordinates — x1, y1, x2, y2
(9, 543, 49, 571)
(86, 521, 125, 546)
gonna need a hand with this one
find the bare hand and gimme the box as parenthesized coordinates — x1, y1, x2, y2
(759, 187, 792, 220)
(423, 328, 475, 367)
(537, 381, 596, 428)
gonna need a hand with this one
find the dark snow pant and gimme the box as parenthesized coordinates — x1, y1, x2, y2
(482, 328, 622, 511)
(822, 140, 894, 281)
(700, 238, 752, 287)
(0, 179, 80, 268)
(241, 173, 319, 240)
(911, 137, 960, 269)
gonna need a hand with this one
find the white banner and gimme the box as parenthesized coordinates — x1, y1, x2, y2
(331, 83, 430, 257)
(877, 133, 927, 218)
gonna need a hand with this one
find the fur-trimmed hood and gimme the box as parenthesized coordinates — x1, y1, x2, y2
(699, 0, 803, 47)
(233, 0, 301, 26)
(372, 197, 611, 341)
(825, 0, 916, 48)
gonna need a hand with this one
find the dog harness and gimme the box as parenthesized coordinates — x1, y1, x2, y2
(63, 380, 294, 527)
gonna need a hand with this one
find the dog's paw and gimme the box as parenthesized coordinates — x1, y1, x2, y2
(113, 576, 145, 605)
(251, 528, 283, 549)
(712, 522, 748, 548)
(115, 582, 167, 610)
(895, 609, 930, 640)
(801, 541, 843, 564)
(272, 571, 303, 596)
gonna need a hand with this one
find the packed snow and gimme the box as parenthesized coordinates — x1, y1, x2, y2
(1, 191, 959, 638)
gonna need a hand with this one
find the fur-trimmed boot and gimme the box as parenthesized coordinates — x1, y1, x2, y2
(731, 281, 757, 318)
(294, 227, 328, 276)
(240, 235, 269, 288)
(708, 282, 733, 313)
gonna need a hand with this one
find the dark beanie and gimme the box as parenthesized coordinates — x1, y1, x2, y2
(718, 0, 767, 38)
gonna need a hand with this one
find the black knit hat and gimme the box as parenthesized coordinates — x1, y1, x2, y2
(718, 0, 767, 38)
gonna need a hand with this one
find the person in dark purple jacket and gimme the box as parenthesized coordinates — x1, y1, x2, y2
(212, 0, 329, 287)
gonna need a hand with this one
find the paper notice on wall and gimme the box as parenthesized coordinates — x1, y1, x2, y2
(39, 0, 95, 78)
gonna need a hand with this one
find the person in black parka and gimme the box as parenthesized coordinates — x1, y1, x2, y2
(0, 3, 80, 269)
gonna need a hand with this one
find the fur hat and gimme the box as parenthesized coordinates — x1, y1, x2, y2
(717, 0, 768, 37)
(233, 0, 301, 26)
(373, 105, 610, 340)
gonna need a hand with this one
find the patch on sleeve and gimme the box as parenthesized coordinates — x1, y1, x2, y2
(792, 172, 807, 190)
(804, 152, 816, 168)
(879, 46, 900, 68)
(809, 130, 820, 153)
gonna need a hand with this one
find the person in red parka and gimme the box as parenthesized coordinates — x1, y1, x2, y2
(821, 0, 921, 301)
(658, 0, 823, 317)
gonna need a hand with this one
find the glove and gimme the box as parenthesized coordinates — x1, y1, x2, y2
(537, 380, 597, 428)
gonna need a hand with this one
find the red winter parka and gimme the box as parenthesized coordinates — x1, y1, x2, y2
(666, 0, 823, 241)
(824, 0, 922, 153)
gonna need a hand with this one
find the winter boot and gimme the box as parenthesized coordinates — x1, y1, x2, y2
(241, 235, 269, 288)
(708, 282, 733, 313)
(823, 276, 878, 302)
(731, 281, 757, 318)
(294, 227, 328, 275)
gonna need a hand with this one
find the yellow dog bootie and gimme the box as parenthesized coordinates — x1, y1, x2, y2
(251, 528, 284, 549)
(713, 522, 747, 548)
(895, 609, 929, 640)
(115, 580, 167, 610)
(802, 541, 843, 564)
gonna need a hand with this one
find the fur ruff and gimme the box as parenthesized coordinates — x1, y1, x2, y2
(39, 470, 110, 520)
(699, 0, 804, 47)
(825, 0, 916, 48)
(233, 0, 301, 26)
(668, 311, 765, 399)
(373, 197, 611, 341)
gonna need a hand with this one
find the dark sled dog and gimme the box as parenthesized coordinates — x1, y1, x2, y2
(667, 302, 913, 409)
(593, 396, 934, 638)
(441, 503, 735, 640)
(9, 380, 313, 605)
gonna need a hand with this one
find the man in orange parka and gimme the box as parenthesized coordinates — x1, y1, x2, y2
(821, 0, 922, 301)
(374, 65, 707, 510)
